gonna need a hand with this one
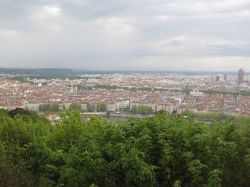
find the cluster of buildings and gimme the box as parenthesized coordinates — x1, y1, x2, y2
(1, 68, 250, 116)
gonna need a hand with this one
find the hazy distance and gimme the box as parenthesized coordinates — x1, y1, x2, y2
(0, 0, 250, 71)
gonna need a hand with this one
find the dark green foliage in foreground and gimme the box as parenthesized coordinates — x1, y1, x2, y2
(0, 109, 249, 187)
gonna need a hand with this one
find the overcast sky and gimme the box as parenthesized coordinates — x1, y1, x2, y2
(0, 0, 250, 71)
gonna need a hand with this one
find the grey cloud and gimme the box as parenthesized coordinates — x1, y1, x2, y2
(0, 0, 250, 71)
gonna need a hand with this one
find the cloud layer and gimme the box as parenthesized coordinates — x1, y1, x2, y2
(0, 0, 250, 71)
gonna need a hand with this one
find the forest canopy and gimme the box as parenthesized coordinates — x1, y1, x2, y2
(0, 108, 249, 187)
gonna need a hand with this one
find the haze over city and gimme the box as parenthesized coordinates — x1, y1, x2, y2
(1, 0, 250, 71)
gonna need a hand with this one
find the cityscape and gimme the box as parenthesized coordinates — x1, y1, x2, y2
(1, 68, 250, 118)
(1, 0, 250, 186)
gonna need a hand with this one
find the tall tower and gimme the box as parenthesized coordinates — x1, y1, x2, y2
(216, 75, 220, 82)
(238, 68, 244, 85)
(224, 74, 227, 81)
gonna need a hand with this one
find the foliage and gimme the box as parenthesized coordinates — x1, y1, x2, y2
(69, 104, 82, 112)
(96, 103, 107, 112)
(130, 105, 153, 114)
(201, 89, 250, 96)
(39, 104, 60, 112)
(0, 109, 249, 187)
(86, 104, 95, 112)
(94, 84, 193, 94)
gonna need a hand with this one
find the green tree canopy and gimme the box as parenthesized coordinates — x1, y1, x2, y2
(0, 109, 249, 186)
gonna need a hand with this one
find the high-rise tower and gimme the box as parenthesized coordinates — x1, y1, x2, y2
(238, 68, 244, 85)
(224, 74, 227, 81)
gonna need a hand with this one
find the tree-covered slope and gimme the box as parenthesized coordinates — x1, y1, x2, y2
(0, 109, 249, 187)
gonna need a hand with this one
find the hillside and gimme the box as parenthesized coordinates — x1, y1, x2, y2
(0, 109, 249, 187)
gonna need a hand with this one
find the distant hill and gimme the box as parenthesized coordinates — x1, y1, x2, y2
(0, 68, 80, 76)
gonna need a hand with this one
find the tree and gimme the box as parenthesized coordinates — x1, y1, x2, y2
(96, 103, 107, 112)
(69, 104, 82, 112)
(39, 104, 60, 112)
(0, 109, 249, 186)
(87, 104, 95, 112)
(130, 105, 153, 114)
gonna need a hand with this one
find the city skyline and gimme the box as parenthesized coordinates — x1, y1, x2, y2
(0, 67, 249, 74)
(0, 0, 250, 71)
(2, 69, 250, 115)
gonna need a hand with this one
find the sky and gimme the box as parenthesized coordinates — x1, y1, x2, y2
(0, 0, 250, 71)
